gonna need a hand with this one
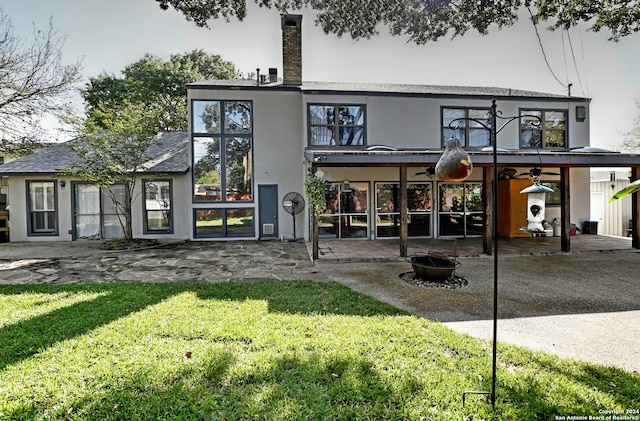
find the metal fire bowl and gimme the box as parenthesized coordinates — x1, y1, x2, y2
(407, 254, 460, 281)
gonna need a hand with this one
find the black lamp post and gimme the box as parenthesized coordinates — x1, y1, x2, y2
(442, 99, 540, 409)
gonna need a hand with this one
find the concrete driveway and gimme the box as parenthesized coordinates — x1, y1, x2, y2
(318, 250, 640, 373)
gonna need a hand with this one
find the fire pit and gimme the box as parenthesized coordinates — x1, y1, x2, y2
(407, 253, 460, 281)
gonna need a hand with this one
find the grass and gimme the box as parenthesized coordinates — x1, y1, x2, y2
(0, 281, 638, 420)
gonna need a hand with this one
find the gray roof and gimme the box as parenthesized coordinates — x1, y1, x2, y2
(0, 131, 189, 175)
(189, 79, 585, 101)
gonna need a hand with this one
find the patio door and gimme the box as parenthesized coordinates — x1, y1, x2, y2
(73, 183, 100, 239)
(437, 183, 484, 237)
(72, 183, 126, 240)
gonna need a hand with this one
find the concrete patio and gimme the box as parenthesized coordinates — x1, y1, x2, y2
(314, 234, 634, 261)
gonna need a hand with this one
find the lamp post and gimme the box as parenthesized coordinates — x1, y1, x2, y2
(443, 99, 541, 409)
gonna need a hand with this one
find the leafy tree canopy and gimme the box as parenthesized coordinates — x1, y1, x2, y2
(64, 101, 163, 241)
(83, 49, 238, 132)
(155, 0, 640, 43)
(622, 100, 640, 152)
(0, 7, 82, 156)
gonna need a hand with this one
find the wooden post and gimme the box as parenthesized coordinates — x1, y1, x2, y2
(560, 167, 571, 252)
(483, 166, 493, 255)
(632, 166, 639, 249)
(312, 214, 319, 260)
(399, 165, 408, 257)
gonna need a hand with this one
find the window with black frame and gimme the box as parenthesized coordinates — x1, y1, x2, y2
(319, 182, 368, 238)
(375, 183, 433, 238)
(438, 182, 484, 237)
(442, 107, 491, 148)
(520, 110, 567, 149)
(308, 104, 365, 146)
(27, 181, 57, 235)
(541, 181, 561, 206)
(192, 100, 253, 202)
(143, 180, 172, 233)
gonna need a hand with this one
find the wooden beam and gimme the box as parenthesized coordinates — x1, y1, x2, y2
(560, 167, 571, 252)
(399, 165, 408, 257)
(483, 166, 492, 255)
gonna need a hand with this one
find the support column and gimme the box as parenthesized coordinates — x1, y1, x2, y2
(560, 167, 571, 252)
(483, 166, 493, 255)
(632, 166, 639, 249)
(399, 165, 408, 257)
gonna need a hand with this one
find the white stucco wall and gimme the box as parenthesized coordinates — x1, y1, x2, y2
(302, 94, 590, 150)
(6, 174, 191, 242)
(188, 88, 306, 240)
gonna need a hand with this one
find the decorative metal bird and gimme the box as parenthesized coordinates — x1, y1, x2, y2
(609, 178, 640, 202)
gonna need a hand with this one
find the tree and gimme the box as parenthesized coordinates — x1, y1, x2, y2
(155, 0, 640, 44)
(63, 101, 161, 241)
(0, 7, 82, 156)
(622, 100, 640, 152)
(83, 50, 237, 132)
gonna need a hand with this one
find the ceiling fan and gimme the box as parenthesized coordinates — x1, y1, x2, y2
(415, 167, 435, 177)
(519, 167, 559, 180)
(499, 167, 558, 181)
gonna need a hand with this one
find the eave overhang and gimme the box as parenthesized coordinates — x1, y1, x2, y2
(305, 149, 640, 168)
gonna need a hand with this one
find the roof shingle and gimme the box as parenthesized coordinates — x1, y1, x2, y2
(0, 131, 189, 175)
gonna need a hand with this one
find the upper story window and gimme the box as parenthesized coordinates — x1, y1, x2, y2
(442, 108, 491, 149)
(308, 104, 365, 146)
(520, 109, 567, 149)
(192, 100, 253, 202)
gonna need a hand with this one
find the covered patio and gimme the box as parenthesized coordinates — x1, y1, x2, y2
(307, 148, 640, 258)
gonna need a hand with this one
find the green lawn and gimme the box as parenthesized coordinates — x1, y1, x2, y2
(0, 281, 637, 420)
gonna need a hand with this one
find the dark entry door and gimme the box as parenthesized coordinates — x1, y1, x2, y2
(258, 184, 278, 239)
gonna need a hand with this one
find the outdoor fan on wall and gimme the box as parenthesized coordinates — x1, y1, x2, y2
(282, 192, 305, 241)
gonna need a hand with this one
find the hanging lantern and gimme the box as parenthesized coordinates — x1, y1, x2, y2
(520, 182, 554, 233)
(435, 138, 473, 182)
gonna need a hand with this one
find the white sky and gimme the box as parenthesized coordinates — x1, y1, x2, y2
(2, 0, 639, 149)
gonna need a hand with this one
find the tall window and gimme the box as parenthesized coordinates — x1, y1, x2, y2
(144, 180, 172, 233)
(438, 183, 483, 237)
(309, 104, 366, 146)
(442, 107, 491, 148)
(319, 182, 368, 238)
(192, 100, 253, 202)
(27, 181, 57, 235)
(520, 110, 567, 148)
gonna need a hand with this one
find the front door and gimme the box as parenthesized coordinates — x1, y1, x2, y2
(258, 184, 278, 239)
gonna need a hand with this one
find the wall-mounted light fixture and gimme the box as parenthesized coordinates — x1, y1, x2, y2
(610, 171, 617, 190)
(59, 180, 66, 188)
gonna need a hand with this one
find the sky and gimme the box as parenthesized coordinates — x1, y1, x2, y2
(2, 0, 639, 150)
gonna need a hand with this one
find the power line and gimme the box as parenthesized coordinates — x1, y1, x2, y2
(565, 30, 586, 96)
(527, 6, 567, 91)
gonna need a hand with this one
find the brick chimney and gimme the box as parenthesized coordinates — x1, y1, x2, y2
(281, 14, 302, 86)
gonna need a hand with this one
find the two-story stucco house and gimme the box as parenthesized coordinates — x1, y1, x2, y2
(2, 14, 639, 254)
